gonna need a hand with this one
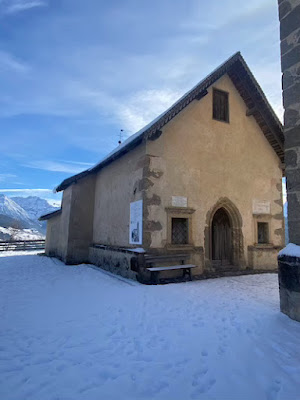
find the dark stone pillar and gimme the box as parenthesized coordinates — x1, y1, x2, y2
(278, 254, 300, 321)
(278, 0, 300, 321)
(279, 0, 300, 244)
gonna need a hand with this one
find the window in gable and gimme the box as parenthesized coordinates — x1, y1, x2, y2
(213, 89, 229, 123)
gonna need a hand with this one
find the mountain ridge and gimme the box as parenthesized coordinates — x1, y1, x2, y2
(0, 195, 60, 239)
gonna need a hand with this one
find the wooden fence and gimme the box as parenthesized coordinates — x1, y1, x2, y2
(0, 239, 45, 252)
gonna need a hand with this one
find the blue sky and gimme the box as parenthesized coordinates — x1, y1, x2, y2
(0, 0, 283, 204)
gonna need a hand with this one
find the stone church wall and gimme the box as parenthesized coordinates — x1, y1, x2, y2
(144, 73, 284, 270)
(92, 144, 146, 247)
(45, 73, 284, 274)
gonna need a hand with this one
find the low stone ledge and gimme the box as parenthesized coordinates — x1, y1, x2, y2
(92, 243, 145, 255)
(89, 245, 140, 281)
(248, 245, 281, 270)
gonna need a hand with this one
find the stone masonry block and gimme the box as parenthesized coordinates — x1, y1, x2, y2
(279, 1, 292, 20)
(280, 4, 300, 40)
(283, 82, 300, 108)
(285, 125, 300, 148)
(284, 107, 300, 125)
(282, 44, 300, 71)
(289, 221, 300, 244)
(285, 148, 298, 167)
(286, 168, 300, 191)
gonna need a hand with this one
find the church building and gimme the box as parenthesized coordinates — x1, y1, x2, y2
(40, 52, 285, 283)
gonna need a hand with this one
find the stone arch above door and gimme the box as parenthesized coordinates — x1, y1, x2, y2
(204, 197, 245, 268)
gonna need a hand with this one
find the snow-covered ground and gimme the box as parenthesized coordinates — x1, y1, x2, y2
(0, 227, 45, 241)
(0, 255, 300, 400)
(0, 249, 43, 257)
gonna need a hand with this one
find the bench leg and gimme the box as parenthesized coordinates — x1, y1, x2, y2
(182, 268, 193, 281)
(151, 271, 159, 284)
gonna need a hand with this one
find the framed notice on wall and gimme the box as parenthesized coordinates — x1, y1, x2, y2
(172, 196, 187, 207)
(129, 200, 143, 245)
(253, 200, 271, 215)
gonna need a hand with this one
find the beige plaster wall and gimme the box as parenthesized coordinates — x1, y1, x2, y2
(45, 214, 61, 256)
(67, 174, 96, 263)
(248, 247, 279, 270)
(93, 144, 146, 246)
(45, 175, 96, 264)
(45, 186, 72, 261)
(145, 74, 284, 266)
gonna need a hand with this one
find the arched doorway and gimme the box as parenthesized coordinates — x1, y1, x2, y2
(204, 197, 245, 269)
(212, 208, 232, 266)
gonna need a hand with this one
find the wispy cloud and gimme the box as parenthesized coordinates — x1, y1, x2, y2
(252, 61, 283, 122)
(1, 0, 47, 15)
(0, 0, 281, 128)
(63, 81, 182, 134)
(0, 188, 53, 193)
(0, 50, 29, 73)
(23, 160, 94, 174)
(57, 159, 95, 167)
(0, 173, 17, 182)
(0, 0, 283, 181)
(116, 88, 182, 133)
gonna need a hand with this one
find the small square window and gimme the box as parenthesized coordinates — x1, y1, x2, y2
(257, 222, 269, 244)
(213, 89, 229, 122)
(172, 218, 188, 245)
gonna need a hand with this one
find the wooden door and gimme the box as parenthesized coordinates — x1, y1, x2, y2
(212, 208, 232, 266)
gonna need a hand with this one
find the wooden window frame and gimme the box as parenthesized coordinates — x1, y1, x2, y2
(212, 88, 229, 123)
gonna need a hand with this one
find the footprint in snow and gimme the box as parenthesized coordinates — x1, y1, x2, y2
(267, 379, 282, 400)
(192, 368, 208, 386)
(190, 377, 216, 398)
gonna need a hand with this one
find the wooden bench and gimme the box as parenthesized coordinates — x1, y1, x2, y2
(145, 253, 189, 264)
(147, 263, 197, 284)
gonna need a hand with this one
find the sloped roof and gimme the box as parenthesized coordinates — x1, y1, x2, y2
(39, 209, 62, 221)
(56, 52, 284, 192)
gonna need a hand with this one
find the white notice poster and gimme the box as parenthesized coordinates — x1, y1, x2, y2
(129, 200, 143, 244)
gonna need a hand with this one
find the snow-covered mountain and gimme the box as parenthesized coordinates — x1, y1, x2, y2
(0, 227, 44, 241)
(0, 195, 60, 240)
(0, 195, 33, 228)
(11, 196, 59, 222)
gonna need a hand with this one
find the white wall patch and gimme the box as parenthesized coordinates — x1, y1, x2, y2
(253, 200, 271, 215)
(172, 196, 187, 208)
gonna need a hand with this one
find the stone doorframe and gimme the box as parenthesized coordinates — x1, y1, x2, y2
(204, 197, 245, 268)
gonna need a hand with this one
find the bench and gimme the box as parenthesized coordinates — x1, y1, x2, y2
(145, 253, 189, 264)
(147, 264, 197, 284)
